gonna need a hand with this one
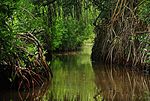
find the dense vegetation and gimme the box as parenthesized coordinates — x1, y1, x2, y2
(0, 0, 149, 91)
(0, 0, 95, 89)
(91, 0, 150, 68)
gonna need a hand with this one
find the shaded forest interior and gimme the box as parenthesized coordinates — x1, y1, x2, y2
(0, 0, 150, 90)
(0, 0, 95, 89)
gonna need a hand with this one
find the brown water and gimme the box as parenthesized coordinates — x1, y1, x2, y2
(0, 45, 150, 101)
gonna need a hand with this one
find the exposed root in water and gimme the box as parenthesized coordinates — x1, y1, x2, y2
(17, 81, 50, 101)
(1, 30, 52, 90)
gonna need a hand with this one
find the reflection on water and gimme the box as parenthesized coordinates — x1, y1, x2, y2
(93, 64, 150, 101)
(44, 45, 150, 101)
(0, 82, 50, 101)
(44, 45, 99, 101)
(0, 45, 150, 101)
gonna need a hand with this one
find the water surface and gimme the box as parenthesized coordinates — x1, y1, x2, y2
(45, 45, 150, 101)
(0, 45, 150, 101)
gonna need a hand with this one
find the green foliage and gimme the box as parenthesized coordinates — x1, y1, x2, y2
(138, 1, 150, 24)
(0, 0, 43, 65)
(51, 16, 93, 51)
(60, 17, 86, 50)
(13, 0, 46, 33)
(0, 0, 95, 65)
(137, 34, 150, 63)
(51, 17, 64, 49)
(0, 0, 18, 62)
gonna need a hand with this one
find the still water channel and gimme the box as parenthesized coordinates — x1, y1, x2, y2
(0, 45, 150, 101)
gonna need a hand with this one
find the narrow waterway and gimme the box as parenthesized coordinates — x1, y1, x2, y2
(48, 45, 96, 101)
(0, 45, 150, 101)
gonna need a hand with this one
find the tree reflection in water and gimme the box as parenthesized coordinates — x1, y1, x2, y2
(0, 46, 149, 101)
(0, 81, 50, 101)
(92, 63, 150, 101)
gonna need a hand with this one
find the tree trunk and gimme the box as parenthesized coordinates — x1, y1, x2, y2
(44, 2, 53, 61)
(91, 0, 148, 67)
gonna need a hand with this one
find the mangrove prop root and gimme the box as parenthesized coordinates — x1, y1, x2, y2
(92, 0, 150, 67)
(6, 30, 53, 90)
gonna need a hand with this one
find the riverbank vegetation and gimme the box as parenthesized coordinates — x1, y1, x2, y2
(0, 0, 150, 100)
(0, 0, 150, 91)
(91, 0, 150, 69)
(0, 0, 95, 89)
